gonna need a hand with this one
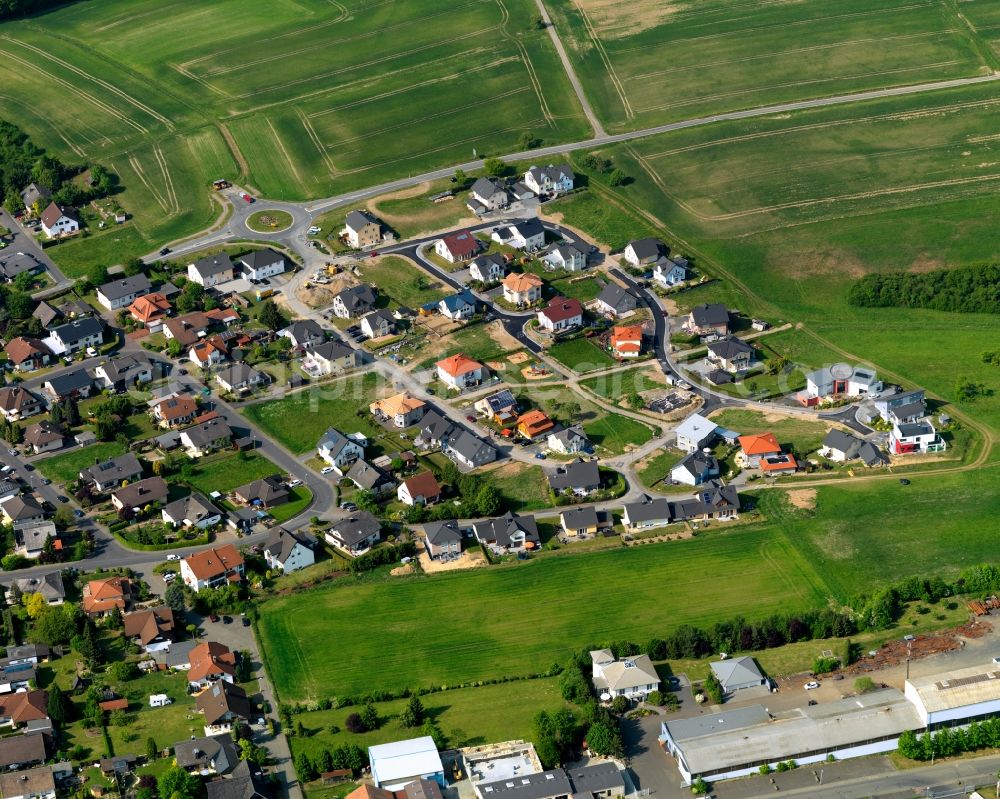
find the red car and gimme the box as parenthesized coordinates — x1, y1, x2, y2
(241, 193, 253, 203)
(369, 251, 378, 257)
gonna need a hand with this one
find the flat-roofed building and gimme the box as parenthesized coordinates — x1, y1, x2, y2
(905, 663, 1000, 726)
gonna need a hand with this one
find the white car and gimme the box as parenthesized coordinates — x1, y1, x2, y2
(85, 347, 97, 357)
(287, 479, 303, 488)
(163, 572, 176, 583)
(320, 466, 336, 475)
(804, 681, 820, 690)
(166, 553, 180, 561)
(307, 225, 321, 235)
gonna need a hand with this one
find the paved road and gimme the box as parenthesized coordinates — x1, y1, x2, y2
(0, 209, 72, 298)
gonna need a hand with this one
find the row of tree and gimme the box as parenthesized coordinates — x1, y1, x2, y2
(847, 264, 1000, 314)
(0, 0, 75, 20)
(898, 716, 1000, 761)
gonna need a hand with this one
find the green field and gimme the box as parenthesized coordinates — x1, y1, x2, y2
(546, 191, 658, 250)
(369, 184, 477, 240)
(711, 409, 831, 456)
(258, 527, 828, 700)
(359, 256, 450, 309)
(488, 464, 552, 512)
(583, 415, 654, 456)
(182, 451, 290, 495)
(0, 0, 588, 270)
(545, 0, 995, 131)
(579, 364, 664, 399)
(548, 337, 616, 372)
(37, 442, 127, 484)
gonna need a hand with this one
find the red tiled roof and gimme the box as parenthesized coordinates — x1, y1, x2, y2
(439, 231, 480, 259)
(436, 353, 482, 377)
(183, 545, 244, 581)
(541, 297, 582, 323)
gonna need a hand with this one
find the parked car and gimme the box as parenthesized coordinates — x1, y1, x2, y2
(340, 501, 357, 511)
(241, 193, 253, 203)
(307, 226, 321, 235)
(287, 479, 303, 488)
(6, 448, 15, 456)
(166, 553, 180, 561)
(72, 509, 85, 519)
(466, 415, 476, 423)
(534, 452, 546, 459)
(159, 247, 171, 256)
(163, 572, 176, 583)
(222, 616, 232, 624)
(209, 614, 220, 623)
(320, 466, 336, 475)
(804, 681, 820, 690)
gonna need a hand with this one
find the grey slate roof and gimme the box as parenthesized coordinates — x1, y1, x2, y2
(346, 459, 394, 491)
(51, 316, 104, 344)
(98, 274, 151, 302)
(0, 732, 46, 768)
(3, 495, 43, 522)
(0, 251, 42, 280)
(566, 762, 626, 795)
(238, 248, 284, 270)
(596, 282, 637, 312)
(335, 284, 376, 312)
(710, 655, 765, 691)
(163, 493, 220, 526)
(282, 319, 325, 346)
(624, 494, 672, 524)
(345, 209, 378, 231)
(424, 519, 461, 546)
(673, 450, 719, 480)
(822, 429, 859, 455)
(561, 505, 599, 529)
(892, 400, 926, 420)
(45, 367, 93, 397)
(473, 511, 539, 548)
(80, 452, 142, 485)
(98, 354, 149, 383)
(307, 340, 357, 363)
(471, 177, 506, 198)
(329, 511, 381, 547)
(690, 303, 729, 327)
(627, 237, 666, 262)
(263, 528, 312, 565)
(511, 217, 544, 239)
(548, 459, 600, 492)
(205, 760, 267, 799)
(317, 427, 358, 459)
(32, 301, 61, 328)
(182, 418, 233, 449)
(7, 571, 64, 603)
(216, 362, 267, 389)
(478, 769, 571, 799)
(447, 429, 495, 463)
(707, 337, 753, 360)
(191, 254, 234, 279)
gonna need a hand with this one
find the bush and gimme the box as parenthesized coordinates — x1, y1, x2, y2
(812, 656, 839, 675)
(646, 690, 663, 707)
(854, 677, 876, 694)
(345, 713, 364, 734)
(691, 777, 710, 796)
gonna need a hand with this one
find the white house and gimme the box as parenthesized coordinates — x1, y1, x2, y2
(162, 493, 223, 530)
(890, 421, 946, 455)
(805, 364, 882, 400)
(435, 354, 485, 391)
(671, 450, 720, 486)
(524, 164, 574, 195)
(434, 231, 480, 264)
(537, 297, 583, 332)
(653, 256, 689, 287)
(675, 413, 718, 453)
(396, 472, 441, 506)
(547, 425, 591, 455)
(263, 528, 315, 574)
(39, 203, 79, 239)
(623, 238, 666, 267)
(437, 290, 477, 321)
(469, 253, 507, 284)
(492, 218, 545, 251)
(50, 318, 103, 355)
(187, 254, 234, 288)
(502, 271, 543, 306)
(317, 427, 365, 470)
(542, 243, 587, 272)
(361, 310, 394, 339)
(97, 274, 152, 311)
(590, 650, 660, 699)
(468, 177, 508, 212)
(238, 249, 285, 280)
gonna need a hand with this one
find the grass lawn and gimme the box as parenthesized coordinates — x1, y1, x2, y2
(635, 450, 683, 490)
(269, 485, 313, 523)
(710, 409, 830, 456)
(182, 451, 288, 495)
(247, 209, 293, 233)
(487, 464, 551, 512)
(242, 374, 380, 455)
(359, 256, 450, 309)
(579, 365, 664, 400)
(548, 275, 603, 302)
(369, 183, 476, 239)
(417, 324, 516, 370)
(103, 670, 205, 755)
(548, 338, 616, 373)
(290, 678, 564, 760)
(258, 526, 828, 700)
(545, 190, 658, 251)
(583, 415, 653, 456)
(37, 441, 127, 484)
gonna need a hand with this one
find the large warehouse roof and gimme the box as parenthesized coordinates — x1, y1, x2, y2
(663, 689, 920, 775)
(369, 736, 442, 787)
(907, 663, 1000, 714)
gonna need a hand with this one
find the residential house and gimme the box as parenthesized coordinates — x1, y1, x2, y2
(175, 734, 240, 776)
(302, 340, 361, 376)
(279, 319, 325, 350)
(4, 573, 65, 606)
(684, 303, 730, 337)
(0, 252, 41, 282)
(890, 421, 946, 455)
(590, 650, 660, 698)
(215, 363, 269, 394)
(196, 682, 253, 736)
(524, 164, 574, 195)
(12, 520, 54, 558)
(50, 317, 103, 354)
(819, 429, 887, 467)
(706, 337, 754, 374)
(474, 389, 518, 425)
(80, 453, 143, 493)
(397, 472, 441, 506)
(42, 368, 93, 402)
(423, 520, 461, 559)
(93, 354, 153, 392)
(469, 253, 507, 284)
(317, 428, 365, 470)
(4, 337, 51, 372)
(0, 479, 18, 502)
(82, 576, 132, 616)
(180, 545, 245, 591)
(675, 413, 718, 453)
(542, 242, 587, 272)
(188, 642, 237, 689)
(509, 181, 536, 201)
(560, 505, 599, 537)
(548, 459, 601, 496)
(502, 272, 544, 307)
(416, 411, 455, 450)
(0, 690, 48, 730)
(325, 512, 382, 555)
(566, 763, 626, 799)
(473, 511, 539, 551)
(537, 297, 583, 332)
(444, 429, 496, 468)
(39, 202, 79, 238)
(111, 477, 169, 512)
(434, 231, 480, 264)
(865, 387, 927, 424)
(0, 733, 46, 770)
(153, 394, 198, 428)
(0, 386, 42, 422)
(623, 238, 667, 267)
(237, 249, 285, 281)
(492, 218, 545, 251)
(346, 459, 395, 496)
(677, 481, 741, 522)
(0, 765, 56, 799)
(547, 424, 591, 455)
(370, 393, 426, 428)
(163, 312, 211, 347)
(611, 325, 643, 358)
(889, 400, 927, 425)
(710, 656, 766, 694)
(205, 759, 268, 799)
(233, 475, 289, 509)
(20, 183, 51, 214)
(468, 177, 508, 213)
(129, 293, 171, 330)
(801, 364, 882, 405)
(438, 289, 477, 321)
(23, 421, 64, 455)
(96, 274, 151, 311)
(2, 644, 49, 668)
(516, 409, 555, 439)
(760, 453, 798, 476)
(361, 309, 395, 339)
(652, 255, 689, 287)
(163, 493, 223, 530)
(621, 494, 673, 532)
(736, 433, 782, 468)
(180, 418, 233, 457)
(187, 254, 235, 288)
(594, 283, 638, 317)
(671, 450, 720, 486)
(436, 353, 485, 391)
(32, 301, 60, 328)
(123, 607, 175, 652)
(263, 528, 315, 574)
(332, 285, 376, 318)
(474, 771, 568, 799)
(189, 339, 226, 369)
(342, 210, 381, 249)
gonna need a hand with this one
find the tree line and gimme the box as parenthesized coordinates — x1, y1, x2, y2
(0, 0, 76, 20)
(847, 264, 1000, 314)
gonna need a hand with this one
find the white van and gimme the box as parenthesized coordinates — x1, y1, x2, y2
(149, 694, 172, 707)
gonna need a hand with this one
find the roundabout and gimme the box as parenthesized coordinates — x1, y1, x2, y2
(246, 209, 294, 233)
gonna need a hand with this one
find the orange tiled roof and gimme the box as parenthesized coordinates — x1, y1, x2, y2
(738, 432, 782, 456)
(188, 641, 237, 683)
(436, 353, 482, 377)
(129, 293, 171, 324)
(503, 272, 543, 292)
(183, 545, 244, 581)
